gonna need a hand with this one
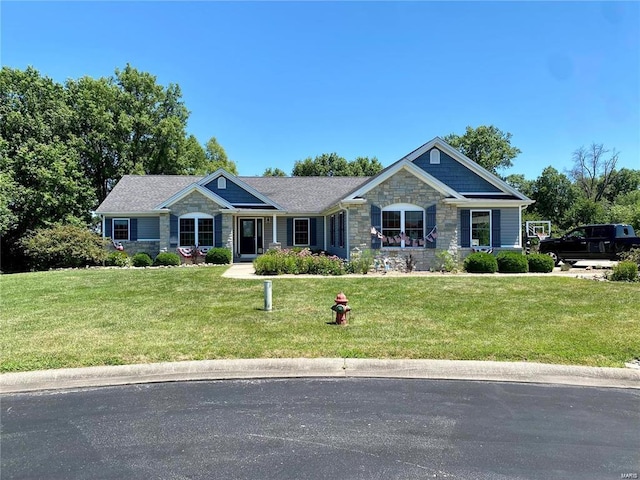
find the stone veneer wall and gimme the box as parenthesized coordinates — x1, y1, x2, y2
(347, 169, 460, 272)
(157, 191, 234, 259)
(110, 240, 161, 258)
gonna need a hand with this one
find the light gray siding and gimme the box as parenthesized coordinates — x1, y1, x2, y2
(137, 217, 160, 240)
(276, 216, 324, 249)
(500, 207, 521, 247)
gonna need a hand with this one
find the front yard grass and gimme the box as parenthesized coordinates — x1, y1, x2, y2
(1, 266, 638, 372)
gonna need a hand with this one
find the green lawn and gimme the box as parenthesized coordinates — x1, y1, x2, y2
(1, 266, 638, 372)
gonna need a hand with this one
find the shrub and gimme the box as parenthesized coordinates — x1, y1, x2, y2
(435, 250, 458, 273)
(205, 247, 232, 265)
(20, 224, 108, 270)
(154, 252, 181, 266)
(345, 249, 374, 274)
(496, 251, 529, 273)
(463, 252, 498, 273)
(527, 253, 555, 273)
(132, 252, 153, 267)
(106, 251, 129, 267)
(254, 248, 344, 275)
(609, 261, 639, 282)
(619, 247, 640, 266)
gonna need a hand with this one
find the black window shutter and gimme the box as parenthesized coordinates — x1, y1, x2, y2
(491, 209, 501, 247)
(371, 204, 381, 249)
(310, 218, 317, 246)
(129, 218, 137, 241)
(214, 214, 223, 247)
(460, 210, 470, 248)
(170, 214, 178, 247)
(287, 218, 293, 246)
(425, 205, 436, 249)
(105, 218, 112, 238)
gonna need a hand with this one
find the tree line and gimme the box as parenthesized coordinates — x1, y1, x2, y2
(0, 65, 236, 271)
(1, 66, 638, 271)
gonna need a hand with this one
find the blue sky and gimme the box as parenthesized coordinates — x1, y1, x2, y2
(2, 1, 639, 179)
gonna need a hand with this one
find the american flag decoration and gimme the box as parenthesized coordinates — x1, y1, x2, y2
(426, 226, 438, 243)
(370, 226, 384, 239)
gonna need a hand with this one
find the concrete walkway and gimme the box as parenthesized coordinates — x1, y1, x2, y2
(222, 262, 614, 280)
(2, 358, 639, 394)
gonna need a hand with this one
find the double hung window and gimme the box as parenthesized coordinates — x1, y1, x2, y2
(382, 205, 424, 247)
(471, 210, 491, 247)
(179, 215, 214, 247)
(112, 219, 129, 241)
(294, 218, 310, 246)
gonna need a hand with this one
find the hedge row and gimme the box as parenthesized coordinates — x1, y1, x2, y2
(463, 252, 555, 274)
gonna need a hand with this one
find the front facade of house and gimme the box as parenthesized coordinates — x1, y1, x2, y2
(96, 137, 534, 270)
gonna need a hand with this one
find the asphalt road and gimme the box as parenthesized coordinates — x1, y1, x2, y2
(2, 378, 639, 480)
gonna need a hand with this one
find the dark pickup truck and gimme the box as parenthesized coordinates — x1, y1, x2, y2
(539, 224, 640, 264)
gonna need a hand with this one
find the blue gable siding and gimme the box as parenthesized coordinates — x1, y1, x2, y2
(414, 148, 502, 193)
(204, 177, 265, 205)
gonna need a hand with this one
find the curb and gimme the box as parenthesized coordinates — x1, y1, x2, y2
(1, 359, 639, 394)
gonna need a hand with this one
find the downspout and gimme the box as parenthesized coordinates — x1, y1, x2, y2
(272, 214, 277, 244)
(323, 216, 327, 251)
(518, 206, 523, 249)
(345, 208, 350, 260)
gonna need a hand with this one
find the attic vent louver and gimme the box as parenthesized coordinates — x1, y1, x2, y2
(430, 149, 441, 164)
(218, 177, 227, 189)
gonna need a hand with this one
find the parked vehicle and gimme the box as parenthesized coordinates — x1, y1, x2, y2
(538, 224, 640, 265)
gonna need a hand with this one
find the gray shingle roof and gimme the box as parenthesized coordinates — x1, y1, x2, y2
(242, 176, 370, 213)
(96, 175, 370, 214)
(95, 175, 204, 213)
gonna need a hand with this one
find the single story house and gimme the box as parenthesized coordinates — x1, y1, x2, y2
(95, 137, 534, 270)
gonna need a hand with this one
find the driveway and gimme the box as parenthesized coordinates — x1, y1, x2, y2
(2, 378, 639, 479)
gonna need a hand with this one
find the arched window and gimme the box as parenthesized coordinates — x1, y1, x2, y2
(179, 212, 214, 247)
(382, 204, 424, 248)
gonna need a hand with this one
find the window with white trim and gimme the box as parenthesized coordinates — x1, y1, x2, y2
(471, 210, 491, 247)
(112, 219, 129, 241)
(179, 214, 214, 247)
(294, 218, 310, 246)
(382, 204, 424, 247)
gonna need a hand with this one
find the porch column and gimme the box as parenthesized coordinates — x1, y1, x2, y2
(272, 214, 277, 242)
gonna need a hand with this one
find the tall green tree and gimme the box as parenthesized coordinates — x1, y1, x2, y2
(202, 136, 237, 175)
(444, 125, 521, 173)
(530, 166, 576, 229)
(504, 173, 533, 198)
(115, 64, 191, 176)
(603, 168, 640, 203)
(292, 153, 382, 176)
(293, 153, 350, 176)
(263, 167, 287, 177)
(347, 156, 383, 176)
(0, 67, 95, 271)
(66, 75, 131, 202)
(182, 135, 208, 175)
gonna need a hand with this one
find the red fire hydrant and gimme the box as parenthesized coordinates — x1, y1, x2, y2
(331, 292, 351, 325)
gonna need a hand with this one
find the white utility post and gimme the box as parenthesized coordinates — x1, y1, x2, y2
(264, 280, 272, 311)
